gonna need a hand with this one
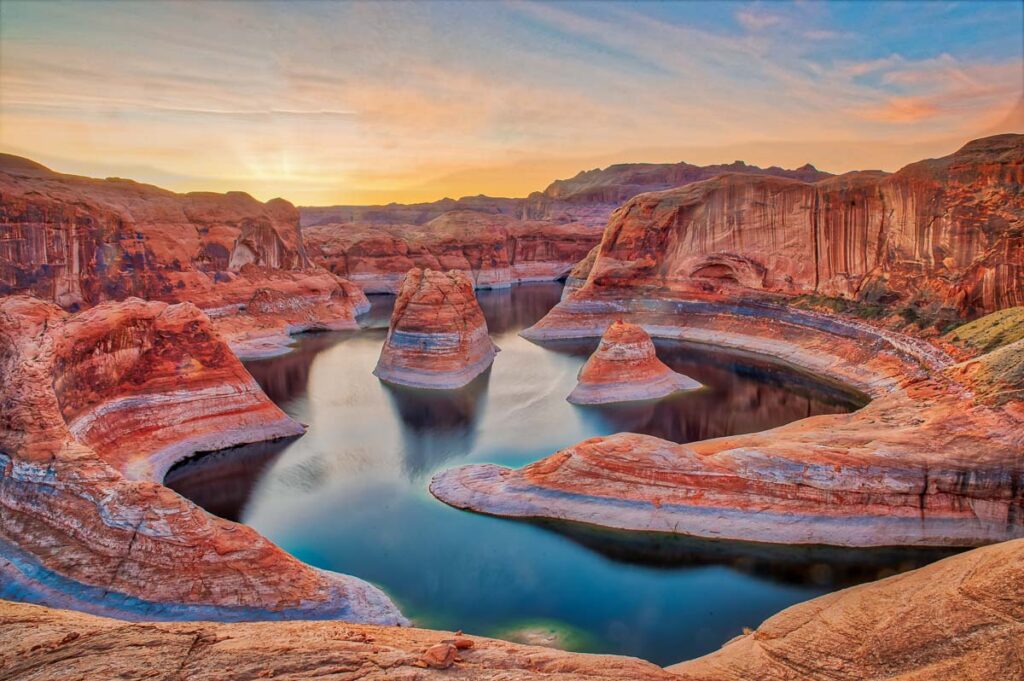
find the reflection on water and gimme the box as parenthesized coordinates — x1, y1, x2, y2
(166, 282, 948, 666)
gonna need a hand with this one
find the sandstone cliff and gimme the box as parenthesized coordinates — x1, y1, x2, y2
(573, 134, 1023, 319)
(567, 321, 701, 404)
(374, 269, 498, 389)
(304, 211, 601, 293)
(0, 295, 402, 623)
(0, 155, 367, 357)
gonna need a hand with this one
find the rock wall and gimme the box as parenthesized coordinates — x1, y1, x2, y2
(0, 295, 403, 623)
(0, 154, 367, 356)
(374, 268, 498, 389)
(304, 211, 603, 293)
(576, 134, 1023, 319)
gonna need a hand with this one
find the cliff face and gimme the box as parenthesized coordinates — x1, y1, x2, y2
(0, 155, 367, 356)
(304, 210, 602, 293)
(374, 268, 498, 389)
(0, 295, 403, 623)
(577, 134, 1023, 319)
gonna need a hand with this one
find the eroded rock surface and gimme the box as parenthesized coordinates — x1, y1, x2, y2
(0, 599, 675, 680)
(374, 269, 498, 389)
(304, 211, 602, 293)
(0, 295, 403, 623)
(568, 321, 701, 404)
(0, 155, 368, 357)
(669, 537, 1024, 680)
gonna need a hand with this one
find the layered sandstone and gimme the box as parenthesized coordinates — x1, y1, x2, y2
(434, 294, 1024, 547)
(0, 155, 368, 357)
(0, 599, 675, 680)
(374, 269, 499, 389)
(0, 295, 403, 623)
(304, 211, 602, 293)
(566, 134, 1023, 319)
(568, 321, 701, 404)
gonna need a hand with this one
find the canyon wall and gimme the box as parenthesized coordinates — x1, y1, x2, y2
(0, 295, 403, 623)
(304, 210, 602, 293)
(0, 154, 367, 355)
(577, 134, 1023, 319)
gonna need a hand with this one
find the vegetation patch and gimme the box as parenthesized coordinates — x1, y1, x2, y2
(944, 307, 1024, 353)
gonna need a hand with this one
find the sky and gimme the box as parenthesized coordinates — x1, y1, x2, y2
(1, 0, 1021, 206)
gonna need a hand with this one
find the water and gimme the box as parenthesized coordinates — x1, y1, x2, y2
(167, 282, 958, 665)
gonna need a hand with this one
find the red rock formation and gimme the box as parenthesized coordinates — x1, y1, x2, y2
(434, 296, 1024, 547)
(568, 321, 701, 404)
(0, 155, 367, 357)
(304, 211, 602, 293)
(571, 134, 1023, 319)
(374, 268, 498, 389)
(669, 537, 1024, 680)
(0, 599, 676, 680)
(0, 295, 403, 623)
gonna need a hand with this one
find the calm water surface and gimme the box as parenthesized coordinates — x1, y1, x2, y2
(167, 283, 958, 665)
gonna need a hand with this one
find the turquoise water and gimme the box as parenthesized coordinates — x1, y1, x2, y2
(167, 282, 957, 665)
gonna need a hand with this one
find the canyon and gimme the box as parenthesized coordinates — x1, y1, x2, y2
(0, 295, 402, 624)
(0, 154, 368, 358)
(567, 321, 702, 404)
(374, 268, 499, 389)
(1, 134, 1022, 680)
(431, 134, 1024, 547)
(297, 160, 834, 295)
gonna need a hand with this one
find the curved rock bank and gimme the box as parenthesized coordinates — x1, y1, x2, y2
(0, 295, 403, 624)
(0, 154, 369, 359)
(374, 268, 499, 389)
(434, 294, 1024, 547)
(568, 321, 701, 404)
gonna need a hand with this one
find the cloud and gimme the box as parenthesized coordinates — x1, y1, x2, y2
(736, 9, 783, 31)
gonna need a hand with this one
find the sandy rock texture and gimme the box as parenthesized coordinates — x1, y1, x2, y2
(568, 321, 701, 404)
(0, 295, 403, 624)
(375, 268, 499, 389)
(0, 154, 368, 358)
(669, 537, 1024, 680)
(304, 210, 603, 293)
(0, 599, 676, 681)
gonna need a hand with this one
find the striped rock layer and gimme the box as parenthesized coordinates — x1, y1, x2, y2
(0, 295, 403, 624)
(375, 268, 499, 389)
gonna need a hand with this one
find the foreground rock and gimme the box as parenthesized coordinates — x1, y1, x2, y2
(0, 600, 675, 681)
(0, 154, 368, 358)
(304, 211, 602, 293)
(568, 321, 701, 404)
(0, 295, 403, 623)
(375, 269, 498, 389)
(670, 537, 1024, 680)
(3, 538, 1021, 679)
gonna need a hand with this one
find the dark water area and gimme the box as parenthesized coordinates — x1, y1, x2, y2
(167, 282, 958, 666)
